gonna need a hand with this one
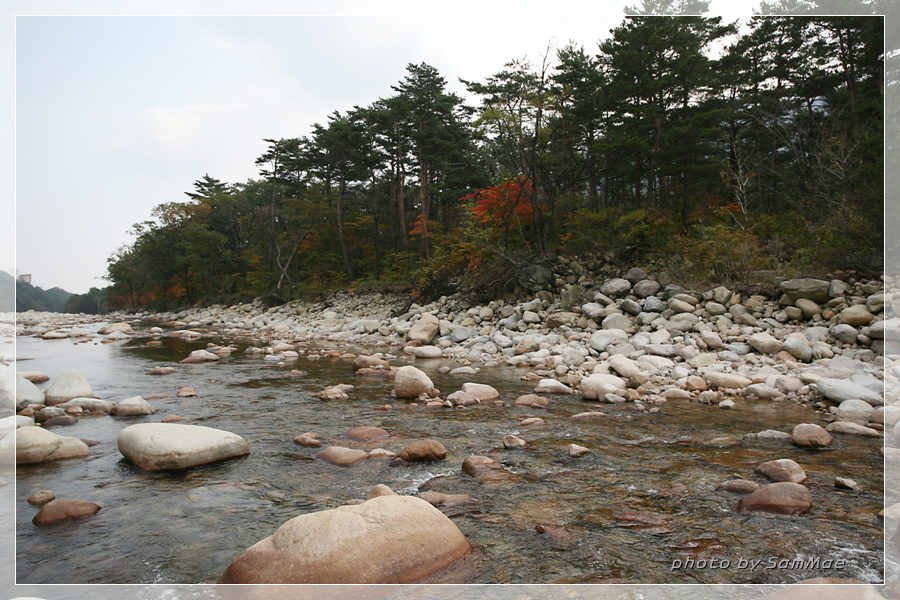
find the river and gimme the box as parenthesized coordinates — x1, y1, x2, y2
(5, 322, 896, 598)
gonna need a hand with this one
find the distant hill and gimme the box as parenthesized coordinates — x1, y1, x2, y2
(7, 274, 73, 312)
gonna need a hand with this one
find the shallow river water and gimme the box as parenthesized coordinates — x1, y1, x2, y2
(7, 324, 895, 595)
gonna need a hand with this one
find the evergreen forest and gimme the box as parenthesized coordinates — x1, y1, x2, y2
(103, 15, 884, 311)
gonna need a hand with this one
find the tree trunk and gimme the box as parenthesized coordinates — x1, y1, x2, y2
(337, 178, 353, 281)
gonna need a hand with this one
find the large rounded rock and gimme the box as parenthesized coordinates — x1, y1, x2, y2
(98, 322, 133, 335)
(394, 366, 434, 400)
(580, 374, 627, 400)
(840, 305, 874, 327)
(218, 495, 472, 584)
(600, 278, 631, 297)
(407, 313, 439, 345)
(44, 370, 94, 405)
(589, 329, 628, 352)
(32, 498, 101, 526)
(117, 423, 250, 471)
(461, 383, 499, 402)
(791, 424, 833, 448)
(15, 426, 89, 464)
(755, 458, 807, 483)
(736, 482, 812, 516)
(395, 439, 447, 462)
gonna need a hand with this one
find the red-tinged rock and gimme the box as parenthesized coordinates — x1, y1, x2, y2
(755, 458, 807, 483)
(340, 426, 390, 443)
(716, 479, 759, 495)
(293, 432, 322, 448)
(32, 498, 101, 526)
(314, 446, 368, 467)
(218, 495, 472, 584)
(736, 482, 812, 516)
(514, 395, 549, 409)
(395, 439, 447, 463)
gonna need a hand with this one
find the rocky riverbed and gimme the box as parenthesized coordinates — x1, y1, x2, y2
(3, 267, 899, 595)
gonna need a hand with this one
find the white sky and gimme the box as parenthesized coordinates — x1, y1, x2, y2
(6, 1, 758, 295)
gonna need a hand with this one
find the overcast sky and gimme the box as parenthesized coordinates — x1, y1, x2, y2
(5, 1, 758, 295)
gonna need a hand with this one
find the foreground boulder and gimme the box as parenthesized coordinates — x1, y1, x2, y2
(15, 426, 90, 464)
(117, 423, 249, 471)
(218, 495, 472, 584)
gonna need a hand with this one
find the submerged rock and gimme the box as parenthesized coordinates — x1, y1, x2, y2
(32, 498, 101, 526)
(736, 482, 812, 516)
(218, 495, 472, 584)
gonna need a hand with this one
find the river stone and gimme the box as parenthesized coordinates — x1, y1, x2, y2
(314, 446, 368, 467)
(44, 369, 94, 405)
(462, 455, 517, 484)
(704, 372, 752, 390)
(15, 374, 44, 409)
(791, 424, 833, 448)
(744, 430, 792, 442)
(825, 421, 881, 436)
(782, 336, 813, 362)
(668, 298, 694, 314)
(580, 374, 626, 400)
(514, 395, 549, 409)
(27, 490, 55, 505)
(755, 458, 807, 483)
(744, 384, 785, 400)
(18, 371, 50, 383)
(98, 322, 133, 334)
(816, 378, 883, 406)
(110, 396, 158, 417)
(32, 498, 101, 526)
(608, 355, 641, 379)
(600, 278, 631, 297)
(340, 426, 389, 443)
(568, 443, 591, 457)
(632, 279, 661, 298)
(179, 349, 220, 364)
(15, 426, 90, 464)
(518, 265, 553, 292)
(534, 379, 574, 395)
(218, 495, 472, 584)
(118, 423, 250, 471)
(449, 327, 476, 343)
(589, 329, 628, 352)
(395, 439, 447, 463)
(835, 399, 875, 426)
(795, 298, 821, 320)
(780, 279, 830, 303)
(831, 324, 859, 345)
(840, 305, 874, 327)
(716, 479, 760, 495)
(736, 482, 812, 516)
(411, 345, 442, 359)
(407, 313, 439, 344)
(748, 332, 782, 355)
(352, 355, 390, 371)
(58, 398, 115, 413)
(394, 366, 434, 399)
(461, 383, 499, 401)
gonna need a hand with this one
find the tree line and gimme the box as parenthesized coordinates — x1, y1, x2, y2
(104, 14, 883, 310)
